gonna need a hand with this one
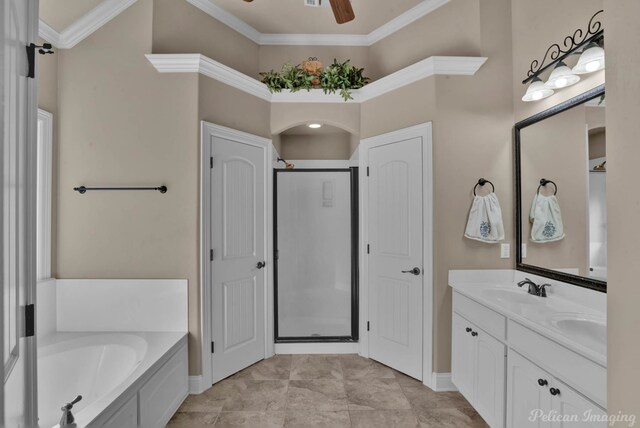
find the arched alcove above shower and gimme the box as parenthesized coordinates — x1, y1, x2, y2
(273, 124, 357, 161)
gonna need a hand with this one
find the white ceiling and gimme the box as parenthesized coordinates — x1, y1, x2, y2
(212, 0, 423, 35)
(40, 0, 424, 35)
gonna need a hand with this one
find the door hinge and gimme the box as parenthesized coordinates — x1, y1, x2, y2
(367, 244, 370, 254)
(25, 304, 35, 337)
(210, 156, 214, 168)
(366, 167, 369, 177)
(210, 249, 214, 261)
(211, 341, 215, 353)
(367, 321, 370, 331)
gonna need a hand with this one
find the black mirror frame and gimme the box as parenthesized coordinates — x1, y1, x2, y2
(515, 84, 606, 293)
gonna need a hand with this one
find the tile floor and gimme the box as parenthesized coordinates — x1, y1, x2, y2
(168, 354, 488, 428)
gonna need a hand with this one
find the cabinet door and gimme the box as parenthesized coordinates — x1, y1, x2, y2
(474, 329, 506, 428)
(452, 313, 475, 402)
(506, 351, 553, 428)
(551, 380, 606, 428)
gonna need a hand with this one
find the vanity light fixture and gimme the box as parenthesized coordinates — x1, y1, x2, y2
(545, 62, 580, 89)
(572, 42, 605, 74)
(522, 77, 554, 102)
(521, 10, 603, 101)
(308, 123, 323, 129)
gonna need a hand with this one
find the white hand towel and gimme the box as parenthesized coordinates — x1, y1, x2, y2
(464, 193, 505, 243)
(530, 193, 565, 242)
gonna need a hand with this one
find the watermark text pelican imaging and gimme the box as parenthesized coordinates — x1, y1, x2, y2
(529, 409, 636, 427)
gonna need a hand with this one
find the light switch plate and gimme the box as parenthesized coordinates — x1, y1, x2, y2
(501, 243, 510, 259)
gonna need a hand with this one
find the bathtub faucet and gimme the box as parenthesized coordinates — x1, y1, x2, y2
(59, 395, 82, 426)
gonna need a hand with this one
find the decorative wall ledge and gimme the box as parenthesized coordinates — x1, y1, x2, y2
(145, 54, 488, 104)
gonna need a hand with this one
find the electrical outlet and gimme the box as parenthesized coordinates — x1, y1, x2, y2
(521, 243, 527, 258)
(500, 243, 510, 259)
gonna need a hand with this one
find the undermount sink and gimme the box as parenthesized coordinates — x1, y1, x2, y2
(549, 314, 607, 344)
(481, 288, 536, 305)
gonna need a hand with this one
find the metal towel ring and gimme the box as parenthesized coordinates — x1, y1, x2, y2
(537, 178, 558, 195)
(473, 178, 495, 196)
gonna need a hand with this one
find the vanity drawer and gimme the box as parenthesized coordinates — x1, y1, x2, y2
(508, 320, 606, 409)
(453, 292, 506, 341)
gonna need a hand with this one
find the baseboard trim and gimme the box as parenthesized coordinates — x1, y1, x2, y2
(275, 342, 359, 354)
(431, 372, 458, 392)
(189, 375, 208, 395)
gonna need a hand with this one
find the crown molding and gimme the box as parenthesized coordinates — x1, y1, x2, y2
(38, 20, 62, 46)
(184, 0, 262, 44)
(146, 53, 487, 103)
(188, 0, 451, 47)
(259, 33, 370, 47)
(357, 56, 488, 102)
(146, 54, 272, 101)
(38, 0, 138, 49)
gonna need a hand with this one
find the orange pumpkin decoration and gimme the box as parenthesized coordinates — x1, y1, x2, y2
(302, 57, 323, 86)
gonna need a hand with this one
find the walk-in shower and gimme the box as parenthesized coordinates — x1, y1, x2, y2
(274, 168, 358, 342)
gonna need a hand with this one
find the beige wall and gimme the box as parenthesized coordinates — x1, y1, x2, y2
(520, 106, 589, 275)
(368, 0, 481, 80)
(604, 0, 640, 420)
(589, 130, 606, 160)
(152, 0, 259, 78)
(280, 132, 352, 160)
(55, 0, 202, 373)
(271, 103, 360, 136)
(38, 38, 59, 278)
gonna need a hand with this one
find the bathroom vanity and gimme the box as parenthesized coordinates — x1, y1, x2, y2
(449, 270, 606, 428)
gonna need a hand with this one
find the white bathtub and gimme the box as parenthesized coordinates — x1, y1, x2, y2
(37, 332, 187, 428)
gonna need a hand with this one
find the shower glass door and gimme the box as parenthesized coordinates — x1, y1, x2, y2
(274, 169, 358, 342)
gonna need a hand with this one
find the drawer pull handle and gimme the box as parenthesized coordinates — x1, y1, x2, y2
(550, 387, 560, 396)
(465, 327, 472, 333)
(471, 331, 478, 337)
(537, 379, 548, 386)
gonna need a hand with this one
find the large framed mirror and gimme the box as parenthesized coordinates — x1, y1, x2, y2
(515, 85, 606, 292)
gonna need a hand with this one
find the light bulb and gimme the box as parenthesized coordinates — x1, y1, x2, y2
(585, 61, 601, 73)
(308, 123, 322, 129)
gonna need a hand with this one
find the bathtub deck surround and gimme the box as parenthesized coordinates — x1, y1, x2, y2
(36, 279, 189, 427)
(448, 269, 606, 427)
(168, 354, 488, 428)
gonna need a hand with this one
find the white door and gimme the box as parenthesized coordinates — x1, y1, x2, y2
(2, 0, 38, 426)
(209, 131, 266, 383)
(367, 135, 424, 379)
(506, 351, 553, 428)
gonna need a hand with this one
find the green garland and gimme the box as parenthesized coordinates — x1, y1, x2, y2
(259, 59, 370, 101)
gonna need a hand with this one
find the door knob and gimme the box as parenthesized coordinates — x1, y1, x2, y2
(256, 261, 266, 269)
(549, 387, 560, 396)
(465, 327, 472, 333)
(538, 379, 548, 386)
(401, 267, 421, 276)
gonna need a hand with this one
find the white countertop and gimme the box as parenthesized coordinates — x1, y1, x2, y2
(449, 270, 606, 367)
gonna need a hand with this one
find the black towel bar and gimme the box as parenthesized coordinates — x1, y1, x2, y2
(73, 186, 167, 194)
(537, 179, 557, 195)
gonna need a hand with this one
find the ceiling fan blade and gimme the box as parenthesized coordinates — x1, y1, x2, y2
(328, 0, 355, 24)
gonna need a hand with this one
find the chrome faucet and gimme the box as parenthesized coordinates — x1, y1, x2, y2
(517, 278, 552, 297)
(59, 395, 82, 427)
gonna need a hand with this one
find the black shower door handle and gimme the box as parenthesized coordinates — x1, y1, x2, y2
(402, 267, 421, 276)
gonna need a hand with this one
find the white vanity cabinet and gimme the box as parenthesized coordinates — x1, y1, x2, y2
(452, 312, 506, 428)
(507, 351, 606, 428)
(452, 289, 606, 428)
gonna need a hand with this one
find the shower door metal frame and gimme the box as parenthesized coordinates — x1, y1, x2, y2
(273, 168, 359, 343)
